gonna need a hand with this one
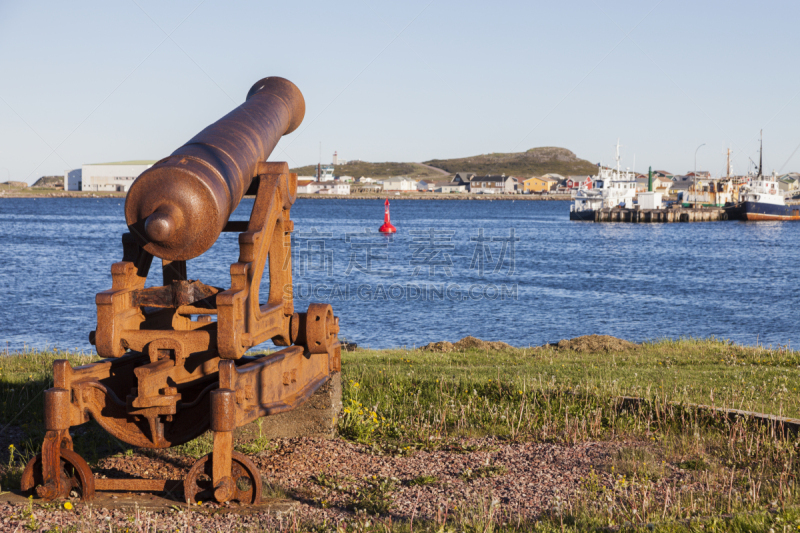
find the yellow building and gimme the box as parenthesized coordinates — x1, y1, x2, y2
(522, 175, 559, 193)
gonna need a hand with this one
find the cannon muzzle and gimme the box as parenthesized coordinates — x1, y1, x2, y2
(125, 76, 305, 261)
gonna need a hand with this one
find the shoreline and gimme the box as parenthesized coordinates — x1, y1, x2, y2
(295, 193, 573, 200)
(1, 190, 575, 201)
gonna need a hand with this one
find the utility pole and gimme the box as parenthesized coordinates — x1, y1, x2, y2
(694, 143, 706, 210)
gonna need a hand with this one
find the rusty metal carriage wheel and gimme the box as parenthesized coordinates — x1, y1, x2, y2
(304, 303, 337, 354)
(20, 449, 95, 501)
(184, 451, 262, 505)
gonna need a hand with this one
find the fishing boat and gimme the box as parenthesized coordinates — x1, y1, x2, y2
(728, 132, 800, 221)
(570, 141, 637, 221)
(738, 176, 800, 220)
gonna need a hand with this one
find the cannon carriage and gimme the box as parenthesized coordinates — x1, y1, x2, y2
(21, 77, 341, 505)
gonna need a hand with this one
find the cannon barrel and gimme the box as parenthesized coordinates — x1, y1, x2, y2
(125, 76, 305, 261)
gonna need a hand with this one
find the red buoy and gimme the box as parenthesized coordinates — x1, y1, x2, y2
(379, 198, 396, 233)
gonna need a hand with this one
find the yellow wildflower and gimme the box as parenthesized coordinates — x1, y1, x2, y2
(64, 502, 73, 510)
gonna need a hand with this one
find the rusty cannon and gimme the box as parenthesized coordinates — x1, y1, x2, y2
(21, 77, 341, 506)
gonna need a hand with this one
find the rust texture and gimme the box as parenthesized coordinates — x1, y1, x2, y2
(125, 76, 306, 262)
(23, 77, 342, 506)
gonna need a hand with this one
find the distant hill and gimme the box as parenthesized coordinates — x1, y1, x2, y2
(32, 176, 63, 188)
(424, 147, 598, 177)
(289, 161, 448, 180)
(1, 181, 28, 188)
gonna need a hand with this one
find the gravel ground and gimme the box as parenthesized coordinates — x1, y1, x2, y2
(0, 436, 624, 531)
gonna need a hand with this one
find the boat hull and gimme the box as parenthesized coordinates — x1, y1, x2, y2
(723, 203, 746, 221)
(569, 209, 596, 221)
(742, 201, 800, 221)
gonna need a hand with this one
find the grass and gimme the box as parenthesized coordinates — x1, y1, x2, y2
(423, 146, 600, 177)
(3, 338, 800, 531)
(460, 463, 508, 481)
(170, 432, 214, 459)
(335, 338, 800, 531)
(0, 349, 140, 491)
(341, 338, 800, 429)
(407, 474, 439, 486)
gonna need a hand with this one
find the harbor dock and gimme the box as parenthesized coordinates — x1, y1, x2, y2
(588, 206, 729, 223)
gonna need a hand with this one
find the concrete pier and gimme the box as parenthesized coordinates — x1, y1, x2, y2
(589, 207, 728, 223)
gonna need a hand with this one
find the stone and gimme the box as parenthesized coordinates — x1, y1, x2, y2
(234, 372, 342, 443)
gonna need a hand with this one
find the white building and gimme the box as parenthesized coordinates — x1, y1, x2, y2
(318, 183, 350, 195)
(381, 176, 418, 191)
(75, 161, 156, 192)
(332, 151, 347, 165)
(416, 179, 465, 193)
(436, 183, 465, 193)
(64, 169, 82, 190)
(297, 180, 319, 194)
(297, 180, 350, 195)
(638, 191, 663, 209)
(416, 179, 439, 192)
(357, 176, 375, 183)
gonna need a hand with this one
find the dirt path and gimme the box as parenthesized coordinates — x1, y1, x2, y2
(1, 436, 621, 531)
(414, 162, 451, 176)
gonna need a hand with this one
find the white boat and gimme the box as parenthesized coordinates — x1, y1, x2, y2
(736, 172, 800, 220)
(570, 141, 637, 220)
(727, 133, 800, 220)
(317, 165, 335, 181)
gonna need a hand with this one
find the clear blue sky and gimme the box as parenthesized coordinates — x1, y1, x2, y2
(2, 0, 799, 184)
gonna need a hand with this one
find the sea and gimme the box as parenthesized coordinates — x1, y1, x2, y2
(1, 197, 799, 352)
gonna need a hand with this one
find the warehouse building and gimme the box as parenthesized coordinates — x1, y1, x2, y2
(64, 160, 157, 192)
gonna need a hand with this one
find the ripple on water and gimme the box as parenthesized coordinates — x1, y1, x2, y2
(1, 197, 798, 351)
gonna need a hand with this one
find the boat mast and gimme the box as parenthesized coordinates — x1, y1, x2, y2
(758, 130, 763, 178)
(726, 148, 731, 179)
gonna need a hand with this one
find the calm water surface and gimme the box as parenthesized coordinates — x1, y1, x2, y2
(1, 198, 798, 351)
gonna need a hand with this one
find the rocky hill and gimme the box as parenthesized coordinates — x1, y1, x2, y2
(31, 176, 63, 188)
(289, 161, 447, 180)
(424, 147, 598, 177)
(1, 181, 28, 188)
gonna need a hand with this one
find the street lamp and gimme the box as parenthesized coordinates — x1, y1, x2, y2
(694, 144, 706, 209)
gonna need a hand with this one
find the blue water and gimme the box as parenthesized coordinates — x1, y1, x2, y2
(1, 198, 798, 352)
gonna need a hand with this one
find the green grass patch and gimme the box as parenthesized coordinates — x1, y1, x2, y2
(407, 474, 438, 486)
(423, 146, 599, 177)
(340, 338, 800, 445)
(3, 339, 800, 531)
(290, 161, 445, 180)
(460, 463, 508, 481)
(334, 338, 800, 530)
